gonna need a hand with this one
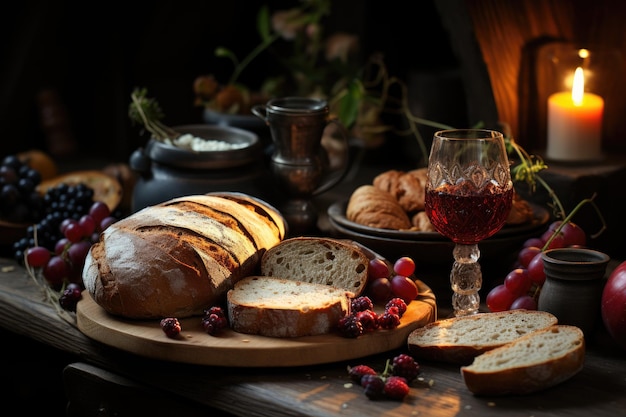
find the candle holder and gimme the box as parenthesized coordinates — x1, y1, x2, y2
(532, 42, 624, 162)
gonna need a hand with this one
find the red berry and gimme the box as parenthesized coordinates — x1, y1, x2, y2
(384, 376, 410, 400)
(160, 317, 181, 338)
(348, 364, 377, 383)
(392, 353, 420, 382)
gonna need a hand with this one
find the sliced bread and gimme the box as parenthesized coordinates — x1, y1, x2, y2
(260, 237, 369, 296)
(461, 325, 585, 395)
(407, 310, 558, 364)
(226, 276, 351, 338)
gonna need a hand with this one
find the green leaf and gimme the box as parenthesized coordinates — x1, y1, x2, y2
(257, 5, 271, 41)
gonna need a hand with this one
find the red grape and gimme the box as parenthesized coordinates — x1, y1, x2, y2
(64, 222, 84, 243)
(527, 252, 547, 286)
(43, 255, 69, 287)
(368, 258, 390, 280)
(486, 284, 516, 312)
(100, 216, 116, 231)
(553, 221, 587, 247)
(55, 238, 71, 255)
(393, 257, 415, 277)
(523, 237, 544, 249)
(504, 268, 532, 296)
(67, 240, 92, 268)
(510, 295, 537, 310)
(517, 246, 541, 269)
(390, 275, 418, 303)
(89, 201, 111, 225)
(368, 277, 393, 303)
(25, 246, 51, 268)
(541, 229, 565, 250)
(78, 214, 97, 237)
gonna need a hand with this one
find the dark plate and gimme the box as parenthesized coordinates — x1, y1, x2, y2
(327, 200, 550, 241)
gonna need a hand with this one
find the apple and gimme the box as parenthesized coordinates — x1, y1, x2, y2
(601, 260, 626, 350)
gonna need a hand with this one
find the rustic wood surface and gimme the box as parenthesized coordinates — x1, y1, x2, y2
(1, 257, 625, 417)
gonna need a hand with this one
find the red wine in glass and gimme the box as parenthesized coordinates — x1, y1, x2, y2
(425, 182, 514, 245)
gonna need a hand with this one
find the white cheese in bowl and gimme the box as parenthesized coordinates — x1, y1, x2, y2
(166, 134, 248, 152)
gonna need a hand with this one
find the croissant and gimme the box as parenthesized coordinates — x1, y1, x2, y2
(346, 185, 412, 230)
(373, 168, 427, 213)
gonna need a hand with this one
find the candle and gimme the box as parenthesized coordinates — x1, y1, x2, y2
(547, 67, 604, 162)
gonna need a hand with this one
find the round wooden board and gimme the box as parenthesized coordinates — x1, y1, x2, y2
(76, 281, 437, 367)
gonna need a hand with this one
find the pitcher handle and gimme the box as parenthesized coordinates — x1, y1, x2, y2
(251, 105, 268, 124)
(312, 117, 350, 196)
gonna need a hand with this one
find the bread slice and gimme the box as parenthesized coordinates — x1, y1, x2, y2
(407, 310, 558, 364)
(226, 276, 351, 337)
(260, 237, 369, 296)
(461, 325, 585, 395)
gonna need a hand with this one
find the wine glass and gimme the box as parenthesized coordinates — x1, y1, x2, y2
(424, 129, 513, 317)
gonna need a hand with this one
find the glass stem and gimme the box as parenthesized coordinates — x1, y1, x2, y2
(450, 243, 481, 316)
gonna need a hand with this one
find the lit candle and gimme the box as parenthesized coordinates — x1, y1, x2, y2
(547, 67, 604, 161)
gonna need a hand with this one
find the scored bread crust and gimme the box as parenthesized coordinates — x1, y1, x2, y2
(461, 325, 585, 395)
(82, 193, 286, 319)
(260, 236, 369, 296)
(407, 310, 558, 365)
(227, 276, 351, 337)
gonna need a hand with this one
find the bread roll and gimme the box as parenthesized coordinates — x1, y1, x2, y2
(407, 310, 558, 364)
(461, 325, 585, 395)
(346, 185, 411, 230)
(373, 168, 427, 212)
(82, 193, 287, 319)
(227, 276, 351, 337)
(260, 236, 369, 296)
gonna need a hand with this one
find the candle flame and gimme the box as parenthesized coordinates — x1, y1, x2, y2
(572, 67, 585, 105)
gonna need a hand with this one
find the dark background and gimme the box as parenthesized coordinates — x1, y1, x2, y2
(0, 0, 464, 165)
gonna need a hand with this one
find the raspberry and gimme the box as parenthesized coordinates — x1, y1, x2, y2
(361, 374, 385, 400)
(351, 296, 374, 313)
(160, 317, 181, 338)
(377, 310, 401, 329)
(348, 364, 377, 383)
(385, 297, 408, 317)
(337, 315, 363, 338)
(384, 376, 409, 400)
(356, 310, 379, 333)
(392, 353, 420, 382)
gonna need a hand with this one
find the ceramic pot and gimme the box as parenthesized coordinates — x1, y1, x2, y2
(538, 247, 610, 336)
(129, 125, 276, 212)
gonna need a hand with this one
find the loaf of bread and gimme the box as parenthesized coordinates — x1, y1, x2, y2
(346, 185, 411, 230)
(227, 276, 351, 337)
(82, 192, 287, 319)
(407, 310, 558, 364)
(461, 325, 585, 395)
(260, 236, 369, 296)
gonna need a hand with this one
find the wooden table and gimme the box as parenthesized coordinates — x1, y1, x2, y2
(1, 256, 625, 417)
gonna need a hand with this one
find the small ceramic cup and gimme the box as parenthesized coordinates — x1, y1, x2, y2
(538, 247, 610, 337)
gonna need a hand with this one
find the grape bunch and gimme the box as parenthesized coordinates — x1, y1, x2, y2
(0, 154, 45, 223)
(366, 256, 419, 304)
(486, 220, 587, 312)
(21, 199, 118, 313)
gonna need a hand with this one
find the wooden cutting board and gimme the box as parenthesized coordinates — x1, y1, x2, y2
(76, 281, 437, 367)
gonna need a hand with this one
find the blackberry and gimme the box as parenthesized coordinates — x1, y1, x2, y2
(385, 297, 408, 317)
(59, 283, 83, 312)
(377, 310, 401, 330)
(351, 296, 374, 313)
(337, 315, 363, 338)
(356, 310, 378, 333)
(361, 374, 385, 400)
(201, 306, 228, 335)
(392, 353, 420, 382)
(160, 317, 182, 338)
